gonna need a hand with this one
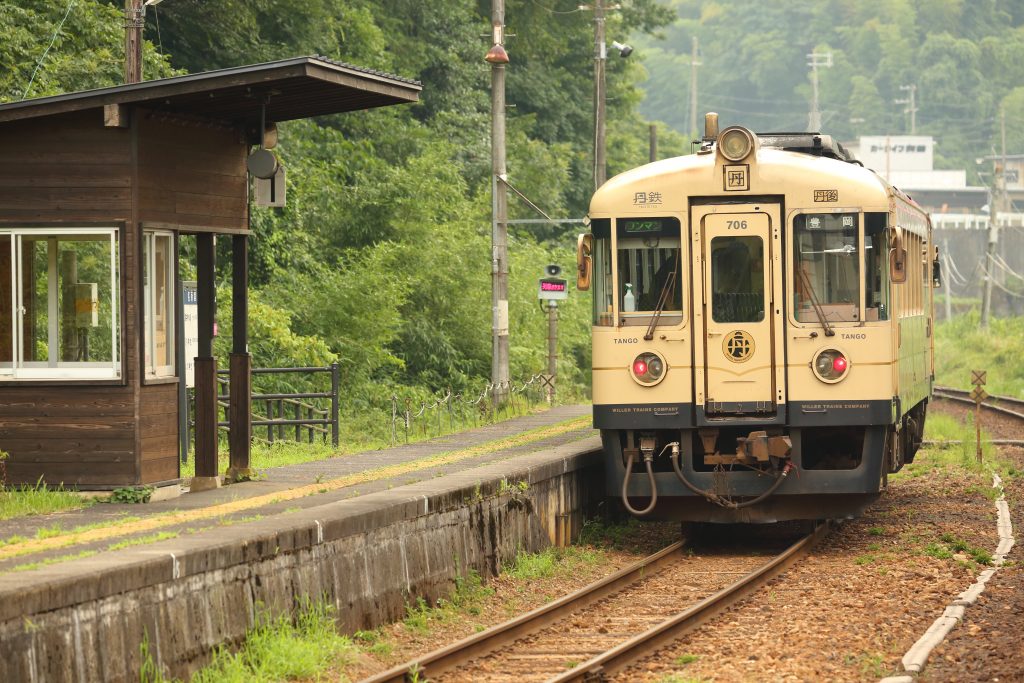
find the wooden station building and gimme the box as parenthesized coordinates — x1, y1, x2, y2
(0, 57, 420, 488)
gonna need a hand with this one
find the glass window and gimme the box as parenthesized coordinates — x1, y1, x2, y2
(0, 229, 120, 379)
(710, 236, 764, 322)
(793, 213, 860, 322)
(144, 232, 175, 378)
(615, 217, 682, 319)
(590, 219, 614, 326)
(865, 212, 889, 321)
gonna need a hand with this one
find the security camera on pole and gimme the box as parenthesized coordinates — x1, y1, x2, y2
(539, 264, 568, 403)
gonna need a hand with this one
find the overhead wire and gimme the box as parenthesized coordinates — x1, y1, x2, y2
(22, 0, 77, 101)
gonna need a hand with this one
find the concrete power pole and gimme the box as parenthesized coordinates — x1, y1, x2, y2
(688, 36, 700, 139)
(982, 108, 1007, 328)
(547, 301, 558, 403)
(806, 52, 832, 132)
(487, 1, 511, 392)
(896, 84, 918, 134)
(124, 0, 144, 84)
(593, 0, 606, 189)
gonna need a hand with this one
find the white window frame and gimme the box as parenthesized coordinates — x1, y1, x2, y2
(143, 230, 176, 378)
(0, 227, 120, 380)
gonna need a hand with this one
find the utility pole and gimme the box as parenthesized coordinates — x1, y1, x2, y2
(688, 36, 701, 139)
(649, 124, 657, 163)
(943, 239, 953, 321)
(896, 84, 918, 134)
(547, 301, 558, 403)
(806, 52, 832, 132)
(124, 0, 144, 84)
(486, 1, 511, 393)
(593, 0, 607, 189)
(981, 108, 1006, 327)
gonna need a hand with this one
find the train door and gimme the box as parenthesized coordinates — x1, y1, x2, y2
(692, 203, 785, 415)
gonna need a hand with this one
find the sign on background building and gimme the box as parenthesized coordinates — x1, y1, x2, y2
(183, 281, 198, 388)
(854, 135, 934, 173)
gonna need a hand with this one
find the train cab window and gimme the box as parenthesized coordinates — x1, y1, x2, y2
(615, 217, 682, 325)
(710, 236, 764, 322)
(865, 212, 889, 321)
(590, 219, 614, 326)
(793, 213, 860, 322)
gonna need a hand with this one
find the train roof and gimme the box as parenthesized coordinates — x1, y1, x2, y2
(588, 134, 928, 218)
(755, 133, 855, 162)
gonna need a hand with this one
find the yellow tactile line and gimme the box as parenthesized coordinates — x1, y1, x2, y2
(0, 416, 592, 562)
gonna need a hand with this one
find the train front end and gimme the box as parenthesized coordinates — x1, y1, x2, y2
(578, 116, 935, 523)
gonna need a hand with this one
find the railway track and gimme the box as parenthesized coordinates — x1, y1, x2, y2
(361, 523, 830, 683)
(932, 385, 1024, 445)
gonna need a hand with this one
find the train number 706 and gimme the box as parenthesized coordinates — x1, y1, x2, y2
(726, 220, 749, 230)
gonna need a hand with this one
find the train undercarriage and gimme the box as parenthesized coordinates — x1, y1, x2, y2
(605, 401, 927, 523)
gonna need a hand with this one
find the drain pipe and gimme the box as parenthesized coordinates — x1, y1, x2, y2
(621, 448, 658, 516)
(669, 443, 794, 509)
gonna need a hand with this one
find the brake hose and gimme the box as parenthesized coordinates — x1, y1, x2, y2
(669, 443, 794, 509)
(621, 449, 658, 516)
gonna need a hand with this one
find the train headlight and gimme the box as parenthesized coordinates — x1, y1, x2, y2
(718, 126, 755, 162)
(812, 348, 850, 383)
(630, 351, 667, 386)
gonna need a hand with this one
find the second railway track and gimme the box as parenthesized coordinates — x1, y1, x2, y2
(362, 523, 830, 683)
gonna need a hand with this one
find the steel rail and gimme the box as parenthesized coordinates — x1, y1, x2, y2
(933, 386, 1024, 421)
(359, 541, 686, 683)
(549, 521, 831, 683)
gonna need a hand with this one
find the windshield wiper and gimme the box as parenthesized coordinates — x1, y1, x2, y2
(644, 251, 680, 341)
(796, 266, 835, 337)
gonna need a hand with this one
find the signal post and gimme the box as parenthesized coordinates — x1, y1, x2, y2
(539, 264, 568, 403)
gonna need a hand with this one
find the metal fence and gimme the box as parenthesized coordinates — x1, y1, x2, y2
(186, 363, 340, 448)
(186, 366, 552, 451)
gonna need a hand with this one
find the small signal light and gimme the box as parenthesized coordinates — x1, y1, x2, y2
(812, 348, 850, 383)
(633, 359, 648, 376)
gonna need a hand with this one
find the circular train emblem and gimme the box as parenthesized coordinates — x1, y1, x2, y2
(723, 330, 755, 362)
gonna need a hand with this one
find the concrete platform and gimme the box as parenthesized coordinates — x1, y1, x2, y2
(0, 406, 602, 683)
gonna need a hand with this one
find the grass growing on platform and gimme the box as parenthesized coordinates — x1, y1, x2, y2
(179, 439, 339, 480)
(180, 396, 563, 481)
(0, 480, 96, 521)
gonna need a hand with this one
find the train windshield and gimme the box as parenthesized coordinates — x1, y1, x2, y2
(793, 213, 860, 322)
(615, 217, 682, 325)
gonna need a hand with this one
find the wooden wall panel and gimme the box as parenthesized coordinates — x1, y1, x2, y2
(0, 111, 133, 222)
(0, 385, 136, 487)
(139, 383, 178, 483)
(137, 114, 248, 233)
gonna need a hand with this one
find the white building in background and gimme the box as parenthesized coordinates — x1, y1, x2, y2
(846, 135, 991, 230)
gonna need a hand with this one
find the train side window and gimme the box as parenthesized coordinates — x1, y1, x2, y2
(590, 218, 614, 326)
(865, 212, 889, 321)
(793, 213, 860, 322)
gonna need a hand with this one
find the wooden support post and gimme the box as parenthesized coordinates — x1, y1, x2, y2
(226, 234, 253, 481)
(191, 233, 220, 491)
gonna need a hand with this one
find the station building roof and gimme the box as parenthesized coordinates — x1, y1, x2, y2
(0, 55, 421, 126)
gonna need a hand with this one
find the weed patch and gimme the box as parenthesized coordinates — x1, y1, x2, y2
(0, 480, 95, 520)
(191, 601, 356, 683)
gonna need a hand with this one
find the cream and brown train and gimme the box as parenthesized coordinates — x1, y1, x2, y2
(576, 115, 938, 523)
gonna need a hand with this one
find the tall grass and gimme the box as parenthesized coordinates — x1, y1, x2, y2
(189, 602, 356, 683)
(935, 313, 1024, 396)
(0, 480, 95, 521)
